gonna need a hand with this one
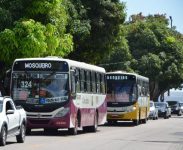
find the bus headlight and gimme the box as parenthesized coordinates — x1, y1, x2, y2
(133, 106, 137, 110)
(54, 108, 70, 118)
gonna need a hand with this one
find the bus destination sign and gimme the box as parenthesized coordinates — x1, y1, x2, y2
(13, 60, 69, 72)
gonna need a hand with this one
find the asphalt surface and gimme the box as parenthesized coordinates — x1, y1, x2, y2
(1, 116, 183, 150)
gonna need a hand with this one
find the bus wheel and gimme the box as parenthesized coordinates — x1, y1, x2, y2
(26, 128, 31, 135)
(141, 118, 147, 124)
(90, 112, 98, 132)
(133, 120, 139, 126)
(84, 112, 98, 133)
(68, 118, 78, 135)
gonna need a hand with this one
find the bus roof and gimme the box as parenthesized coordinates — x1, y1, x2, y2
(13, 57, 105, 73)
(106, 71, 149, 81)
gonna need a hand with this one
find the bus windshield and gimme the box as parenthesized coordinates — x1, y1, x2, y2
(107, 79, 137, 102)
(12, 72, 69, 104)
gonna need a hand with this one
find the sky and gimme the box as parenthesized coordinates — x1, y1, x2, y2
(122, 0, 183, 34)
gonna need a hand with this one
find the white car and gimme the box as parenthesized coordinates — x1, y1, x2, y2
(149, 101, 158, 120)
(0, 96, 27, 146)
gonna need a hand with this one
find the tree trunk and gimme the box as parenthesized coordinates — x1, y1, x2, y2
(150, 80, 160, 101)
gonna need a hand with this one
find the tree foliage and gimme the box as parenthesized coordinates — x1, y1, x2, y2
(126, 13, 183, 100)
(0, 0, 73, 69)
(66, 0, 126, 64)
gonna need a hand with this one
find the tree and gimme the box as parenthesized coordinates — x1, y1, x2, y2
(67, 0, 126, 64)
(0, 0, 73, 70)
(99, 25, 133, 72)
(126, 14, 183, 100)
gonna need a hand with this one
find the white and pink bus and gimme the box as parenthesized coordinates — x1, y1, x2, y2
(10, 57, 107, 135)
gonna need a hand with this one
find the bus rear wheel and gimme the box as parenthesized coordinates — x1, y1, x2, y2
(141, 118, 147, 124)
(83, 112, 98, 132)
(90, 112, 98, 132)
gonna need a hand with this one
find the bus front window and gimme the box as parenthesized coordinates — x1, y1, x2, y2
(40, 73, 68, 98)
(107, 81, 136, 102)
(12, 72, 69, 104)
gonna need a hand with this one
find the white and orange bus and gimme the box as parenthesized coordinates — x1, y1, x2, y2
(106, 71, 149, 125)
(10, 57, 107, 135)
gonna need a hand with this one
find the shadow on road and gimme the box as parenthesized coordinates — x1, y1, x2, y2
(27, 129, 100, 137)
(102, 121, 135, 127)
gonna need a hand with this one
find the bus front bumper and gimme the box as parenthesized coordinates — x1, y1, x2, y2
(27, 117, 70, 129)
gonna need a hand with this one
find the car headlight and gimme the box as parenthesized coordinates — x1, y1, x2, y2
(54, 108, 70, 118)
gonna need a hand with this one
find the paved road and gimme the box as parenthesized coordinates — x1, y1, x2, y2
(1, 116, 183, 150)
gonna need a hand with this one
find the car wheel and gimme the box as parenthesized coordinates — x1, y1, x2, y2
(178, 111, 182, 116)
(164, 114, 167, 119)
(16, 123, 26, 143)
(0, 126, 7, 146)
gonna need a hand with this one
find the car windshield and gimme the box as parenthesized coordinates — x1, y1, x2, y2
(155, 102, 166, 108)
(12, 72, 69, 104)
(0, 101, 3, 112)
(167, 101, 178, 106)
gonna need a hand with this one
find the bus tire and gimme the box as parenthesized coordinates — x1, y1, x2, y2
(141, 118, 147, 124)
(133, 120, 139, 126)
(90, 112, 98, 132)
(26, 128, 31, 135)
(83, 112, 98, 132)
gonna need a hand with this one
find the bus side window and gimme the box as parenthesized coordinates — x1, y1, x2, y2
(100, 74, 105, 94)
(84, 70, 87, 92)
(91, 72, 96, 93)
(75, 69, 80, 92)
(80, 70, 84, 92)
(138, 85, 142, 96)
(96, 73, 100, 93)
(71, 70, 76, 94)
(90, 72, 92, 92)
(132, 84, 138, 101)
(86, 71, 91, 92)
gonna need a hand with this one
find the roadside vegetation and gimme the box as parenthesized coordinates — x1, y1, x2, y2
(0, 0, 183, 100)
